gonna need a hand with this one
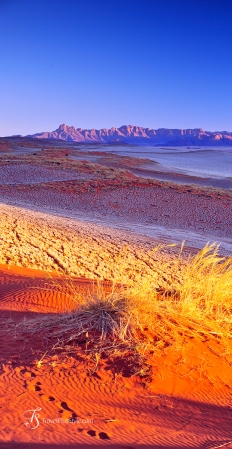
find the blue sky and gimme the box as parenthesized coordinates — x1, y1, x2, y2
(1, 0, 232, 135)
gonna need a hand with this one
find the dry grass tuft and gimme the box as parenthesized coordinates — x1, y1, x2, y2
(11, 243, 232, 372)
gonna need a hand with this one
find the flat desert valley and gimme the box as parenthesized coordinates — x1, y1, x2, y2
(0, 137, 232, 448)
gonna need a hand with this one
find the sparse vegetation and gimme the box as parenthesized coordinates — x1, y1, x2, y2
(12, 243, 232, 374)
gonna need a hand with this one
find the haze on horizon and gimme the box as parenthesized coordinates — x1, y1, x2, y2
(1, 0, 232, 136)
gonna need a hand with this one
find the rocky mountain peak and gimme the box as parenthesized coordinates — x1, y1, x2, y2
(27, 125, 232, 146)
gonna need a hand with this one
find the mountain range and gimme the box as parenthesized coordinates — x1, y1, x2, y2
(27, 124, 232, 146)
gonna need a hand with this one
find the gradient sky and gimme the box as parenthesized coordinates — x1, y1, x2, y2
(1, 0, 232, 135)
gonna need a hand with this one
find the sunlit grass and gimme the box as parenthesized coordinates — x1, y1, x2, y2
(13, 243, 232, 372)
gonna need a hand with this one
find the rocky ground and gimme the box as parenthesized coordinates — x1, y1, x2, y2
(0, 141, 231, 256)
(0, 202, 184, 290)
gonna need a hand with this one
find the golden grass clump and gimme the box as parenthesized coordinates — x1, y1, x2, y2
(111, 242, 232, 333)
(11, 243, 232, 370)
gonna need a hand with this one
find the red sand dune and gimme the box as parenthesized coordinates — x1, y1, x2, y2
(0, 265, 232, 448)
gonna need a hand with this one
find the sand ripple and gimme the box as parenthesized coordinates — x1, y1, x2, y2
(0, 266, 232, 447)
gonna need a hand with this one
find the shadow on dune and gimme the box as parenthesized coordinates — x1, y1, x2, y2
(0, 269, 112, 315)
(0, 441, 232, 449)
(0, 272, 116, 368)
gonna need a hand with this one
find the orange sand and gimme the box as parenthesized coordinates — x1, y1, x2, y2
(0, 265, 232, 448)
(0, 141, 232, 447)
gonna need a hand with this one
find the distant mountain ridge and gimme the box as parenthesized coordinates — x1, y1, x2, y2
(27, 124, 232, 146)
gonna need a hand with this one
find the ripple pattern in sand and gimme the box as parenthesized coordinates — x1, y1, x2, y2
(1, 361, 232, 447)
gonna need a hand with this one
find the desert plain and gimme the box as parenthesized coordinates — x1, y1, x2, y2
(0, 137, 232, 448)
